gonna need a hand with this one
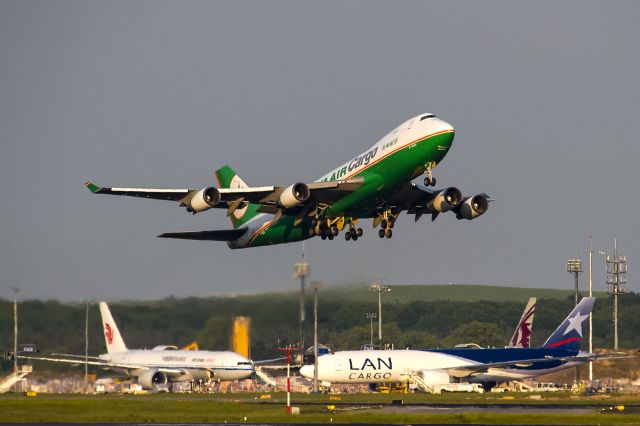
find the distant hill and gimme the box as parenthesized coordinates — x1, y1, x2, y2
(318, 284, 608, 303)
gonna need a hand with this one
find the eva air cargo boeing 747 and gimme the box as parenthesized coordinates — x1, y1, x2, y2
(85, 114, 491, 248)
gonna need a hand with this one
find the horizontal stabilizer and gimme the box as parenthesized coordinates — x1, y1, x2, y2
(158, 228, 248, 241)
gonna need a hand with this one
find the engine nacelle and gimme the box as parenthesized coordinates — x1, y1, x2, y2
(419, 369, 451, 386)
(189, 187, 221, 213)
(279, 183, 310, 208)
(456, 195, 489, 220)
(431, 187, 462, 212)
(137, 369, 168, 389)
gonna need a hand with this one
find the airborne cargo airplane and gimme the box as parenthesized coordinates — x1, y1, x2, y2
(300, 298, 628, 391)
(85, 114, 491, 248)
(21, 302, 255, 389)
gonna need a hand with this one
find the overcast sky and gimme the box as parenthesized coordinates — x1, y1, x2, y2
(1, 1, 639, 301)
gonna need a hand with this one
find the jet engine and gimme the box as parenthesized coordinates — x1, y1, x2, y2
(137, 369, 168, 389)
(430, 187, 462, 212)
(419, 369, 451, 386)
(456, 195, 489, 220)
(188, 187, 221, 213)
(279, 183, 310, 208)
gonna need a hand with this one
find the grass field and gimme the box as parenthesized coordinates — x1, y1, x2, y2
(2, 392, 640, 424)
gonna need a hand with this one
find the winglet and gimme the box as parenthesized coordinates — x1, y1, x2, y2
(84, 181, 101, 193)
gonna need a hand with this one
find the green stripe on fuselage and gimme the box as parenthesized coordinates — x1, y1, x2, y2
(248, 131, 454, 247)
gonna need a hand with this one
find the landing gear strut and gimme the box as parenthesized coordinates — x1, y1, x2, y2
(423, 165, 436, 187)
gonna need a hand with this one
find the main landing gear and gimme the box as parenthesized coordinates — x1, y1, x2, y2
(376, 210, 395, 239)
(344, 219, 363, 242)
(314, 218, 339, 241)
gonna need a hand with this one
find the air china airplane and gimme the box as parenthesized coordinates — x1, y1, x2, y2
(300, 298, 624, 391)
(22, 302, 254, 389)
(85, 113, 491, 248)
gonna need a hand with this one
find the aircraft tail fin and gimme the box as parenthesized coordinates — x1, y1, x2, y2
(541, 297, 595, 351)
(215, 165, 260, 228)
(99, 302, 127, 353)
(507, 297, 536, 348)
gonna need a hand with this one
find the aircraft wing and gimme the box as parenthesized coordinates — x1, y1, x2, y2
(443, 355, 580, 378)
(383, 183, 493, 222)
(85, 178, 364, 211)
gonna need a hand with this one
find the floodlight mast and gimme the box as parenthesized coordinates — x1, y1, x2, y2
(293, 247, 309, 355)
(566, 258, 583, 306)
(370, 284, 390, 345)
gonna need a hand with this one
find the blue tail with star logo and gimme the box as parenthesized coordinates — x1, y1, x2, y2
(542, 297, 595, 352)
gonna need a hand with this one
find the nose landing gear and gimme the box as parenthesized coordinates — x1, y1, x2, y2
(423, 164, 436, 186)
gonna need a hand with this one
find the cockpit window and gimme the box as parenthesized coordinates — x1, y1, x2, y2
(420, 114, 436, 121)
(237, 361, 252, 365)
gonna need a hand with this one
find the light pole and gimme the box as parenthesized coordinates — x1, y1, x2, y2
(366, 313, 377, 346)
(293, 257, 309, 354)
(84, 301, 90, 393)
(588, 237, 593, 381)
(566, 258, 583, 306)
(370, 284, 390, 345)
(10, 287, 19, 375)
(566, 258, 583, 383)
(310, 281, 322, 393)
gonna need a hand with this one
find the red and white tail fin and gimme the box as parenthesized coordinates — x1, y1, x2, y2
(99, 302, 127, 353)
(507, 297, 536, 348)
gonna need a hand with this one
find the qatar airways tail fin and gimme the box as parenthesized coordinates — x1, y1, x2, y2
(542, 297, 595, 351)
(99, 302, 127, 353)
(507, 297, 536, 348)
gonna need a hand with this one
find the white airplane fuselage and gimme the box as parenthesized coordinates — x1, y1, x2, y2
(301, 349, 585, 385)
(101, 349, 254, 382)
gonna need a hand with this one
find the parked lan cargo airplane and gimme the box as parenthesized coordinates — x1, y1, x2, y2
(301, 298, 627, 391)
(21, 302, 254, 389)
(85, 114, 492, 248)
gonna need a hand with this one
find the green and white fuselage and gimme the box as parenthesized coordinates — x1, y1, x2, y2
(229, 114, 455, 248)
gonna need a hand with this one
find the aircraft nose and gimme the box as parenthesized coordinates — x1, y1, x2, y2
(299, 364, 314, 378)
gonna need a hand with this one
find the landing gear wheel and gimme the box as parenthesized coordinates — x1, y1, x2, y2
(387, 219, 395, 229)
(345, 231, 351, 241)
(356, 227, 363, 237)
(320, 231, 327, 240)
(378, 229, 386, 238)
(352, 234, 358, 241)
(331, 226, 338, 236)
(328, 233, 334, 240)
(380, 219, 388, 230)
(424, 177, 431, 186)
(430, 177, 436, 186)
(385, 229, 393, 239)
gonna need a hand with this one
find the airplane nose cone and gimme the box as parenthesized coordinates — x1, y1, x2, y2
(299, 364, 314, 378)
